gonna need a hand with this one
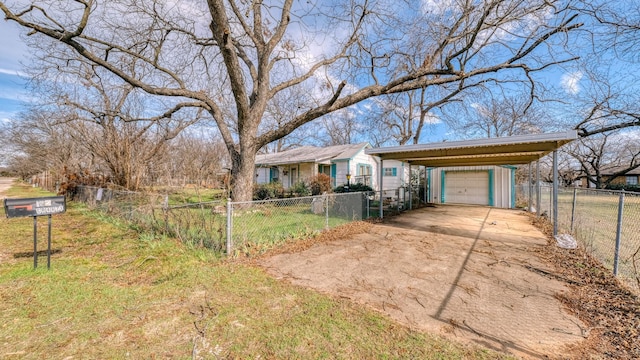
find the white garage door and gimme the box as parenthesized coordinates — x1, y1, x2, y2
(444, 171, 489, 205)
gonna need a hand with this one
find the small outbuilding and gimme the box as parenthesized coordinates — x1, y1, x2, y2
(366, 131, 578, 212)
(426, 165, 517, 208)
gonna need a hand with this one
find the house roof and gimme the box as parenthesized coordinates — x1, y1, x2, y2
(599, 165, 640, 176)
(256, 142, 370, 166)
(365, 131, 578, 167)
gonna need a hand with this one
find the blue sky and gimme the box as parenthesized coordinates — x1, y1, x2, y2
(0, 19, 29, 123)
(0, 5, 615, 145)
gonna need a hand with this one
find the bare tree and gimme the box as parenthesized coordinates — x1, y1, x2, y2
(259, 88, 315, 153)
(369, 82, 476, 146)
(565, 131, 640, 188)
(31, 57, 202, 190)
(449, 91, 553, 138)
(2, 107, 88, 181)
(317, 110, 363, 146)
(572, 1, 640, 62)
(162, 133, 229, 187)
(1, 0, 582, 200)
(571, 76, 640, 138)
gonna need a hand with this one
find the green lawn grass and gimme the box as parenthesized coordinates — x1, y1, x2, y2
(0, 180, 513, 359)
(552, 190, 640, 290)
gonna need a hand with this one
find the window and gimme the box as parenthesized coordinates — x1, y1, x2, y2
(383, 167, 397, 177)
(357, 164, 371, 176)
(627, 176, 638, 185)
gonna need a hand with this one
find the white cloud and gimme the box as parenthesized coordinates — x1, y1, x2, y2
(560, 71, 583, 95)
(421, 0, 457, 15)
(0, 68, 26, 77)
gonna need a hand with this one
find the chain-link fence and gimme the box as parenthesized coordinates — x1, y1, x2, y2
(72, 186, 418, 256)
(71, 186, 227, 250)
(518, 184, 640, 292)
(562, 189, 640, 292)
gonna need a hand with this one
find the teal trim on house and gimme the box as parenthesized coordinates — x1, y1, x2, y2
(440, 171, 446, 203)
(488, 169, 495, 206)
(269, 167, 274, 182)
(511, 167, 516, 208)
(331, 164, 337, 187)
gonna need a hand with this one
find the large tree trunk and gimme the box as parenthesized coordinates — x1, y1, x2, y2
(228, 136, 258, 202)
(230, 154, 257, 202)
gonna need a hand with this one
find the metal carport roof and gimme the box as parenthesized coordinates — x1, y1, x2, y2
(365, 130, 579, 235)
(365, 130, 578, 166)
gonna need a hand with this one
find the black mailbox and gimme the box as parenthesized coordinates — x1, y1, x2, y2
(4, 196, 66, 218)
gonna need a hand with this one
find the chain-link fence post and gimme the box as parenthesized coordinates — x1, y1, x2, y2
(570, 188, 577, 233)
(366, 192, 370, 219)
(322, 193, 328, 229)
(226, 198, 233, 256)
(613, 190, 625, 276)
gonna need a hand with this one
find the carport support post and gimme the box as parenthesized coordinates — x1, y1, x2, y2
(553, 150, 558, 236)
(536, 160, 541, 218)
(379, 159, 384, 219)
(528, 163, 533, 212)
(424, 166, 428, 203)
(408, 163, 413, 210)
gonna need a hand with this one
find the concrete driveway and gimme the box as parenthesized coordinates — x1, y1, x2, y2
(262, 205, 586, 359)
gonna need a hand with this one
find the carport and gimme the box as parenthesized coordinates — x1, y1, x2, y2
(365, 130, 578, 235)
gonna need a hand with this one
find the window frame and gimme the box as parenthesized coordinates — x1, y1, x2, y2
(383, 167, 397, 177)
(626, 176, 638, 185)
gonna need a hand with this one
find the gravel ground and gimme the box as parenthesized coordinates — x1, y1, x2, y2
(260, 205, 596, 359)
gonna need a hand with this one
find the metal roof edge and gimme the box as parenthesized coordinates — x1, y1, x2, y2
(365, 130, 578, 155)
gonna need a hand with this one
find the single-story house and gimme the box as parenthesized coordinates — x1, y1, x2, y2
(255, 142, 371, 189)
(256, 143, 519, 208)
(580, 166, 640, 188)
(255, 142, 410, 190)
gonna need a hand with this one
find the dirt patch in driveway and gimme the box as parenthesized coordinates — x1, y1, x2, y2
(260, 205, 587, 359)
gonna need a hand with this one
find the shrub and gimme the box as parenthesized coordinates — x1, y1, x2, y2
(333, 183, 374, 193)
(253, 181, 284, 200)
(605, 184, 640, 193)
(309, 174, 332, 195)
(292, 181, 311, 196)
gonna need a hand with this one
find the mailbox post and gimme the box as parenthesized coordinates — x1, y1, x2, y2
(4, 196, 66, 269)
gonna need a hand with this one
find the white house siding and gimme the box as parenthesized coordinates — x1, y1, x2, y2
(348, 150, 379, 190)
(379, 159, 410, 190)
(428, 165, 515, 208)
(333, 160, 350, 188)
(256, 167, 270, 184)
